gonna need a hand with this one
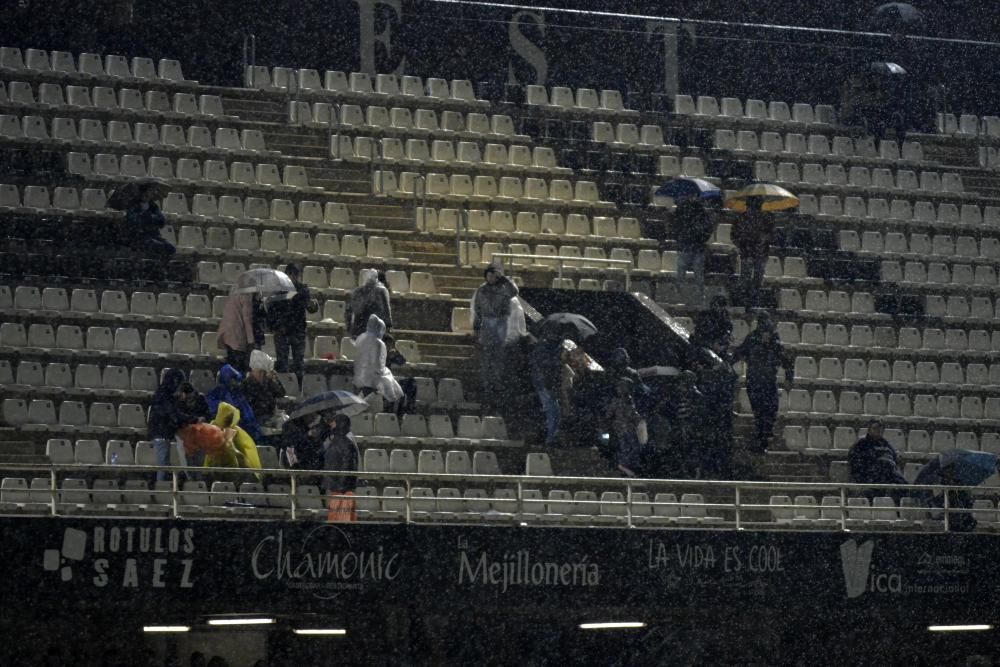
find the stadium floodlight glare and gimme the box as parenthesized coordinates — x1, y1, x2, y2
(143, 625, 190, 633)
(207, 618, 275, 626)
(579, 622, 647, 630)
(293, 628, 348, 636)
(927, 624, 993, 632)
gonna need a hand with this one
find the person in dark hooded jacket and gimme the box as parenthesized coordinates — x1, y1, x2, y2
(346, 268, 392, 338)
(323, 413, 360, 522)
(670, 195, 715, 305)
(124, 183, 175, 258)
(473, 264, 519, 399)
(849, 421, 908, 499)
(691, 295, 733, 355)
(732, 312, 793, 452)
(148, 369, 207, 480)
(205, 364, 261, 441)
(530, 330, 566, 447)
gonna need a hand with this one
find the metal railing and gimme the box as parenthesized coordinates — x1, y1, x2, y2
(491, 252, 632, 289)
(0, 462, 991, 533)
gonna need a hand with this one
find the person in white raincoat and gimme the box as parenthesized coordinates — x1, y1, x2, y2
(352, 314, 404, 405)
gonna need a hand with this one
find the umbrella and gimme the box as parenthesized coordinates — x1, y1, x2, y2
(655, 178, 722, 202)
(534, 313, 598, 343)
(938, 449, 999, 487)
(289, 390, 369, 421)
(107, 178, 168, 211)
(867, 61, 907, 77)
(231, 268, 295, 296)
(724, 183, 800, 213)
(870, 3, 924, 33)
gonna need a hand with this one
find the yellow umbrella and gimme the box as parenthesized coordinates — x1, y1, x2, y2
(725, 183, 800, 212)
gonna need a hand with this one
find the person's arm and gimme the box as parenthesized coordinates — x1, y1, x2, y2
(268, 373, 286, 398)
(380, 288, 392, 330)
(731, 337, 749, 363)
(503, 276, 519, 298)
(472, 290, 483, 334)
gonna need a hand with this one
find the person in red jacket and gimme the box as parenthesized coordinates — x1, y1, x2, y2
(731, 196, 775, 310)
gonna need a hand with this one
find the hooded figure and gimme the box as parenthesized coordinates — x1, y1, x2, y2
(670, 195, 715, 305)
(217, 292, 265, 373)
(347, 268, 392, 338)
(124, 183, 175, 258)
(732, 312, 793, 452)
(205, 365, 262, 441)
(147, 369, 196, 480)
(472, 264, 519, 399)
(691, 295, 733, 354)
(732, 196, 775, 309)
(353, 314, 404, 402)
(267, 263, 316, 378)
(243, 350, 286, 421)
(205, 402, 262, 470)
(323, 413, 360, 523)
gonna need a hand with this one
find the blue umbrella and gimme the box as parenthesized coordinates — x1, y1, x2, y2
(655, 178, 722, 201)
(870, 3, 924, 34)
(938, 449, 999, 486)
(289, 390, 368, 420)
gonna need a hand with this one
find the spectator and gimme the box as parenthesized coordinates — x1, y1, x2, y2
(472, 265, 519, 399)
(267, 263, 316, 381)
(607, 377, 646, 477)
(217, 292, 265, 373)
(281, 413, 325, 474)
(670, 194, 715, 305)
(732, 312, 793, 452)
(695, 354, 739, 479)
(205, 364, 261, 441)
(148, 369, 206, 481)
(848, 421, 907, 498)
(530, 328, 565, 448)
(243, 350, 286, 425)
(204, 401, 262, 472)
(649, 370, 704, 478)
(347, 268, 392, 338)
(382, 333, 417, 416)
(323, 413, 360, 522)
(353, 314, 404, 407)
(606, 347, 644, 388)
(124, 183, 175, 258)
(691, 295, 733, 355)
(561, 343, 605, 450)
(731, 196, 775, 310)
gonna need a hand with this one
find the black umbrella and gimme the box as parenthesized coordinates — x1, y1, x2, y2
(534, 313, 599, 343)
(107, 178, 168, 211)
(870, 3, 924, 33)
(866, 61, 908, 77)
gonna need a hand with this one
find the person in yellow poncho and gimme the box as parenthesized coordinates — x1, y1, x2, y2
(205, 401, 262, 470)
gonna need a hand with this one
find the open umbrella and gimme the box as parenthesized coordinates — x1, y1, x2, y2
(289, 390, 368, 421)
(867, 61, 907, 77)
(231, 268, 295, 296)
(724, 183, 800, 213)
(107, 178, 168, 211)
(938, 449, 999, 486)
(870, 3, 924, 34)
(655, 178, 722, 201)
(533, 313, 599, 343)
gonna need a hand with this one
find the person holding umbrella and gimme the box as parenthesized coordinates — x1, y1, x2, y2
(670, 193, 716, 305)
(731, 196, 773, 310)
(266, 263, 317, 382)
(914, 449, 998, 532)
(119, 180, 174, 258)
(217, 293, 266, 374)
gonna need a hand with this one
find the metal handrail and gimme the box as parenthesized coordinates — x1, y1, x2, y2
(2, 461, 989, 532)
(241, 34, 256, 88)
(491, 252, 632, 289)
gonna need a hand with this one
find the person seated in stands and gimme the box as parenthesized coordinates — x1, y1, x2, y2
(848, 421, 907, 499)
(204, 401, 262, 473)
(353, 314, 405, 410)
(243, 350, 286, 426)
(124, 182, 175, 258)
(691, 294, 733, 355)
(381, 333, 416, 416)
(347, 268, 393, 338)
(206, 364, 262, 442)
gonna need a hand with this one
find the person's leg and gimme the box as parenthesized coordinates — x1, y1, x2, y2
(226, 346, 249, 373)
(273, 331, 290, 374)
(747, 383, 778, 452)
(677, 250, 693, 284)
(153, 437, 170, 482)
(691, 250, 706, 305)
(290, 330, 306, 380)
(536, 387, 561, 446)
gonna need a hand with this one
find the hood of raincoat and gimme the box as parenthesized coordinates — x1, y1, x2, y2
(218, 364, 243, 386)
(154, 368, 186, 402)
(484, 263, 504, 279)
(359, 268, 379, 286)
(212, 401, 241, 429)
(610, 347, 632, 370)
(366, 313, 387, 339)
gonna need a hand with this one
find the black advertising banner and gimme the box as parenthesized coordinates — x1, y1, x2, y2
(6, 518, 998, 615)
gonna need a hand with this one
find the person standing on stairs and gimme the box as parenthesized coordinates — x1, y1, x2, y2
(732, 196, 774, 310)
(471, 264, 519, 404)
(731, 312, 793, 453)
(670, 193, 716, 305)
(347, 268, 393, 338)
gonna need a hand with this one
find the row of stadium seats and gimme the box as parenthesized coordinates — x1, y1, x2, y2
(841, 230, 1000, 261)
(295, 103, 528, 142)
(174, 226, 400, 261)
(880, 260, 1000, 287)
(754, 161, 964, 196)
(334, 135, 568, 174)
(2, 81, 228, 119)
(804, 195, 997, 231)
(776, 320, 1000, 355)
(715, 129, 924, 164)
(0, 114, 271, 155)
(790, 356, 1000, 389)
(416, 206, 643, 241)
(66, 153, 317, 191)
(162, 192, 355, 228)
(780, 388, 1000, 424)
(938, 112, 1000, 138)
(674, 94, 837, 129)
(769, 495, 932, 526)
(783, 425, 999, 455)
(0, 47, 190, 84)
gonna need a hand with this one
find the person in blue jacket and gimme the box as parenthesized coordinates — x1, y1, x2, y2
(205, 364, 261, 441)
(124, 183, 175, 257)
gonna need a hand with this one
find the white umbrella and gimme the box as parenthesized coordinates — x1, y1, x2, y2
(231, 268, 295, 296)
